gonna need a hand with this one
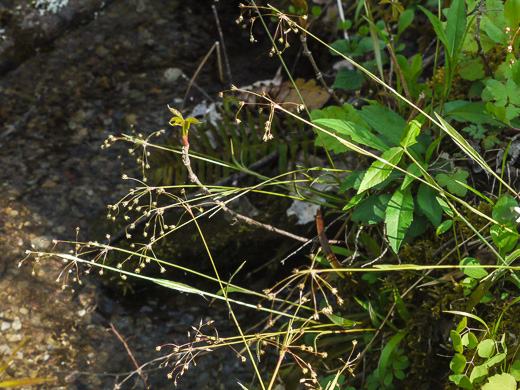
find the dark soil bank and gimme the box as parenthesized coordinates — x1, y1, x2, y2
(0, 0, 278, 388)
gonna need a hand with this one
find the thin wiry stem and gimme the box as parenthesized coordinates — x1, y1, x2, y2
(182, 144, 310, 243)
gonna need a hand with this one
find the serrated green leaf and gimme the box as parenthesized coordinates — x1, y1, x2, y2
(444, 101, 500, 126)
(459, 57, 486, 81)
(333, 68, 364, 90)
(436, 169, 469, 196)
(330, 37, 365, 57)
(385, 187, 414, 252)
(400, 119, 421, 148)
(352, 194, 391, 224)
(358, 147, 404, 193)
(359, 105, 406, 145)
(313, 118, 389, 151)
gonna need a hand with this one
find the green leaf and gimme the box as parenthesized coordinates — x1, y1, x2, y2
(436, 219, 453, 235)
(490, 225, 518, 251)
(444, 101, 501, 126)
(352, 194, 391, 224)
(333, 68, 364, 90)
(483, 353, 506, 368)
(320, 373, 345, 390)
(330, 37, 365, 57)
(385, 187, 414, 252)
(510, 359, 520, 381)
(459, 57, 486, 81)
(470, 364, 489, 384)
(216, 286, 246, 296)
(359, 105, 406, 145)
(393, 285, 410, 321)
(504, 0, 520, 29)
(394, 370, 405, 380)
(485, 23, 507, 45)
(436, 169, 469, 196)
(398, 9, 414, 36)
(481, 373, 517, 390)
(313, 118, 389, 151)
(459, 257, 488, 279)
(378, 332, 406, 387)
(417, 183, 442, 227)
(477, 339, 495, 358)
(436, 198, 453, 218)
(456, 317, 467, 333)
(323, 312, 357, 327)
(401, 162, 425, 190)
(400, 119, 421, 149)
(358, 147, 404, 193)
(450, 353, 467, 374)
(418, 6, 448, 48)
(446, 0, 467, 60)
(462, 332, 478, 349)
(449, 374, 473, 389)
(451, 330, 464, 354)
(492, 195, 519, 226)
(343, 192, 366, 211)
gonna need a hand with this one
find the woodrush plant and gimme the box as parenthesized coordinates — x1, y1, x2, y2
(20, 0, 520, 389)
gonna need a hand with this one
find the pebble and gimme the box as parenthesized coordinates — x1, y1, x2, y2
(6, 333, 22, 342)
(1, 321, 10, 331)
(30, 236, 52, 251)
(164, 67, 182, 82)
(12, 318, 22, 330)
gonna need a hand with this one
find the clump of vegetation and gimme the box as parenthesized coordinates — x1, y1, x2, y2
(21, 0, 520, 388)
